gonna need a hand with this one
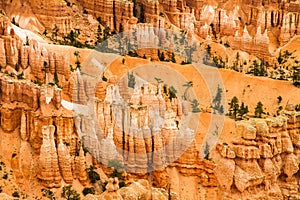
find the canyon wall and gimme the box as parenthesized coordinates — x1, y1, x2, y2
(77, 0, 138, 32)
(1, 0, 300, 61)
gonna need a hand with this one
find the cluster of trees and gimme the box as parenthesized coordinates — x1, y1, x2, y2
(204, 45, 226, 68)
(45, 22, 112, 49)
(277, 50, 293, 66)
(228, 96, 249, 120)
(95, 21, 112, 45)
(292, 66, 300, 87)
(248, 60, 268, 77)
(157, 50, 176, 63)
(275, 50, 300, 83)
(228, 97, 266, 119)
(212, 55, 226, 68)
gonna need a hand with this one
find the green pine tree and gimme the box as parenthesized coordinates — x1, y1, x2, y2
(255, 101, 265, 118)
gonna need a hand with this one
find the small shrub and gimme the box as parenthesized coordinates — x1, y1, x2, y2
(109, 170, 123, 180)
(11, 17, 19, 26)
(17, 72, 25, 80)
(3, 173, 8, 179)
(63, 142, 70, 146)
(42, 188, 55, 199)
(61, 185, 80, 200)
(224, 41, 230, 48)
(293, 81, 300, 87)
(277, 96, 282, 104)
(86, 165, 100, 183)
(12, 191, 20, 198)
(119, 181, 126, 188)
(108, 160, 125, 170)
(34, 79, 42, 86)
(25, 36, 30, 46)
(83, 146, 89, 156)
(15, 64, 20, 72)
(12, 153, 17, 158)
(295, 104, 300, 112)
(83, 9, 88, 14)
(82, 187, 95, 196)
(128, 51, 138, 57)
(102, 75, 108, 82)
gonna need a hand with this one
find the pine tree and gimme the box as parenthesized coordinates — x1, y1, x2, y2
(255, 101, 265, 118)
(238, 102, 249, 119)
(229, 96, 239, 119)
(159, 52, 165, 61)
(171, 52, 176, 63)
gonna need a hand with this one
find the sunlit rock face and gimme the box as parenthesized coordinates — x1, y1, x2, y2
(37, 125, 62, 187)
(216, 110, 300, 199)
(0, 0, 299, 62)
(74, 73, 197, 174)
(0, 1, 300, 199)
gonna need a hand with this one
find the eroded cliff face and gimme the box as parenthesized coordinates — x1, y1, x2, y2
(0, 0, 99, 43)
(73, 74, 219, 198)
(215, 108, 300, 199)
(0, 1, 300, 199)
(1, 0, 299, 61)
(0, 80, 88, 187)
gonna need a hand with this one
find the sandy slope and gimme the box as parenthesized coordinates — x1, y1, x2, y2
(106, 56, 300, 150)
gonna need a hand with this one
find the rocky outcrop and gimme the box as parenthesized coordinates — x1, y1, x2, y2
(216, 109, 300, 199)
(0, 107, 22, 132)
(74, 146, 88, 184)
(98, 178, 123, 200)
(75, 78, 196, 174)
(0, 78, 40, 110)
(231, 26, 270, 62)
(37, 125, 62, 187)
(57, 139, 73, 184)
(77, 0, 137, 32)
(119, 179, 166, 200)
